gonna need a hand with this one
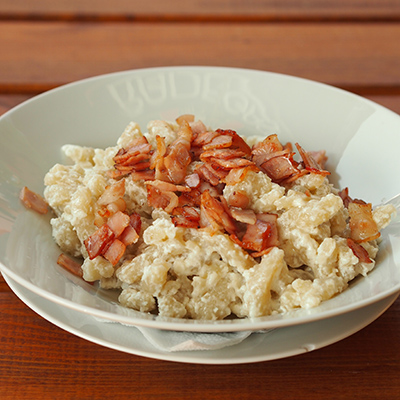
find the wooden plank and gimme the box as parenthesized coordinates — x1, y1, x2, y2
(0, 291, 399, 399)
(1, 0, 400, 21)
(1, 21, 400, 93)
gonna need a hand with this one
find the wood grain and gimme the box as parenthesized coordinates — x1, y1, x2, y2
(0, 291, 399, 400)
(1, 22, 400, 93)
(1, 0, 400, 21)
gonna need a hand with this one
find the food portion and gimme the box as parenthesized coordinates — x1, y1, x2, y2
(31, 115, 395, 320)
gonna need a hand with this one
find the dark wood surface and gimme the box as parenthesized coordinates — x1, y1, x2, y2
(1, 2, 399, 399)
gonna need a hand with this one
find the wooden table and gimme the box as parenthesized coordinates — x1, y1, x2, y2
(1, 1, 400, 399)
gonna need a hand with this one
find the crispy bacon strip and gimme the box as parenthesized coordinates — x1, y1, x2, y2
(172, 206, 200, 229)
(348, 202, 380, 243)
(338, 187, 353, 208)
(295, 143, 330, 176)
(57, 253, 83, 278)
(162, 121, 193, 184)
(347, 238, 373, 263)
(227, 190, 250, 208)
(84, 224, 115, 260)
(215, 129, 252, 155)
(185, 173, 201, 188)
(200, 190, 237, 235)
(146, 185, 179, 213)
(260, 154, 300, 183)
(145, 179, 191, 193)
(230, 208, 257, 224)
(103, 239, 126, 266)
(19, 186, 48, 214)
(203, 134, 233, 150)
(107, 211, 130, 237)
(222, 165, 259, 185)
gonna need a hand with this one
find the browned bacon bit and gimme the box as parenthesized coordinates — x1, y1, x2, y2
(57, 253, 83, 278)
(348, 201, 380, 243)
(253, 133, 283, 152)
(117, 212, 141, 246)
(227, 190, 250, 208)
(295, 143, 330, 176)
(19, 186, 48, 214)
(347, 238, 373, 263)
(103, 239, 126, 266)
(184, 172, 201, 188)
(338, 187, 353, 208)
(230, 208, 257, 225)
(112, 137, 152, 177)
(178, 188, 202, 207)
(203, 134, 233, 150)
(171, 206, 200, 229)
(162, 120, 193, 184)
(196, 163, 222, 186)
(200, 190, 237, 235)
(146, 184, 179, 213)
(176, 114, 195, 126)
(257, 213, 280, 248)
(107, 210, 130, 237)
(84, 224, 115, 260)
(119, 224, 139, 246)
(189, 119, 208, 136)
(215, 129, 252, 155)
(85, 210, 142, 264)
(131, 169, 155, 181)
(150, 135, 167, 170)
(200, 148, 247, 162)
(222, 165, 259, 186)
(97, 180, 125, 206)
(250, 247, 274, 258)
(145, 179, 191, 193)
(259, 153, 300, 183)
(236, 213, 279, 254)
(308, 150, 328, 169)
(209, 157, 255, 170)
(192, 130, 220, 148)
(241, 220, 272, 252)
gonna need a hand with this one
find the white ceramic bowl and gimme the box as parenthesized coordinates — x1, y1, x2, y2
(1, 66, 400, 332)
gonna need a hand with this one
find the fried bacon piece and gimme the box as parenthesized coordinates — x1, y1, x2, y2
(19, 186, 48, 214)
(111, 136, 152, 178)
(347, 238, 373, 264)
(146, 184, 179, 214)
(229, 213, 279, 257)
(226, 190, 250, 208)
(258, 153, 300, 183)
(295, 143, 330, 176)
(339, 188, 380, 243)
(57, 253, 83, 278)
(348, 201, 380, 243)
(338, 187, 353, 208)
(172, 206, 200, 228)
(252, 134, 284, 165)
(84, 208, 141, 265)
(200, 190, 237, 235)
(162, 120, 193, 184)
(222, 165, 259, 186)
(215, 129, 252, 155)
(251, 135, 301, 183)
(84, 224, 115, 260)
(103, 238, 126, 266)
